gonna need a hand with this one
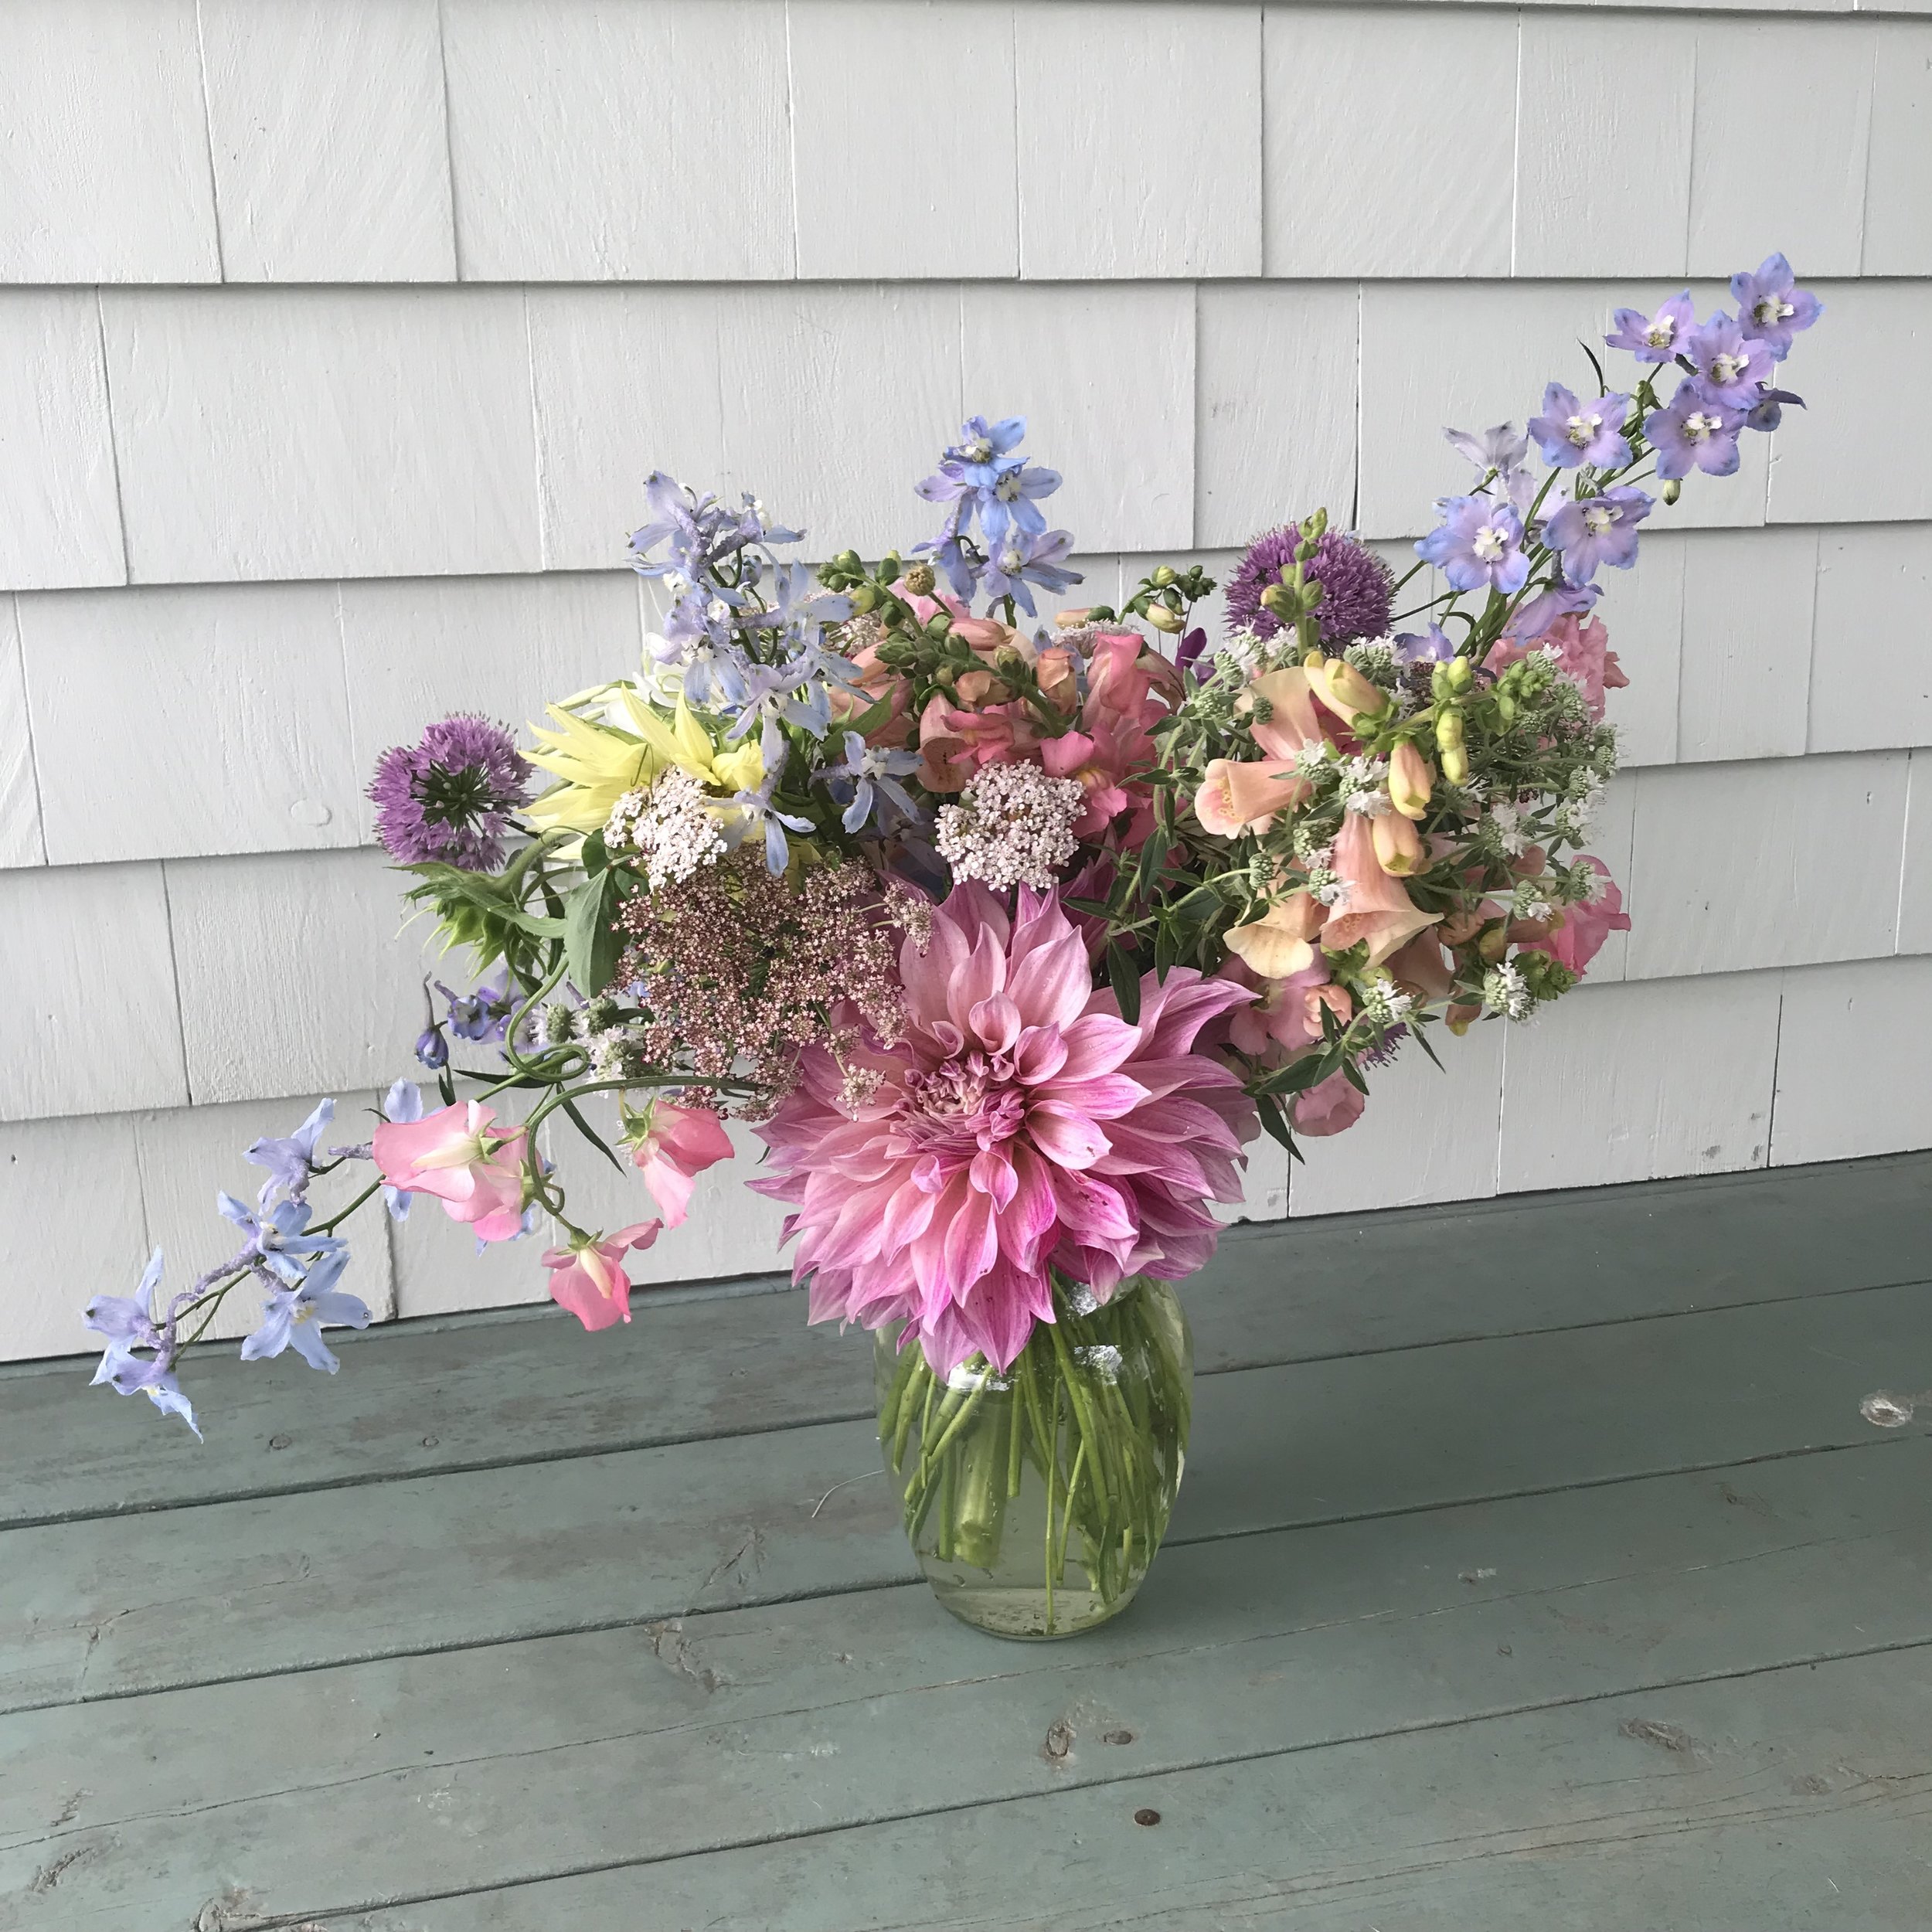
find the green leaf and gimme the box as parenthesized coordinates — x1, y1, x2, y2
(560, 1094, 626, 1172)
(580, 829, 609, 876)
(1255, 1091, 1297, 1155)
(1342, 1057, 1370, 1095)
(1153, 917, 1179, 981)
(1061, 896, 1114, 920)
(1106, 943, 1141, 1026)
(564, 872, 624, 995)
(1413, 1024, 1446, 1072)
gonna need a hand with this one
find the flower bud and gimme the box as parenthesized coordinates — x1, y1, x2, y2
(1440, 741, 1470, 784)
(1476, 922, 1511, 962)
(1260, 583, 1296, 620)
(1662, 479, 1682, 505)
(849, 583, 878, 614)
(1056, 607, 1093, 628)
(1388, 741, 1434, 820)
(1311, 656, 1387, 727)
(414, 1024, 450, 1070)
(1151, 565, 1177, 588)
(925, 611, 952, 638)
(1145, 601, 1185, 634)
(903, 562, 936, 597)
(1372, 810, 1424, 876)
(993, 644, 1029, 675)
(835, 549, 862, 574)
(1445, 657, 1474, 692)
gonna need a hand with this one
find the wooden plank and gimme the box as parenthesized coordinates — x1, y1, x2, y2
(5, 1437, 1928, 1929)
(1194, 283, 1356, 553)
(1811, 521, 1932, 755)
(6, 1153, 1929, 1527)
(0, 599, 43, 870)
(0, 292, 126, 592)
(1687, 18, 1874, 279)
(100, 286, 541, 585)
(3, 1280, 1927, 1712)
(1499, 972, 1781, 1191)
(1767, 282, 1932, 528)
(789, 0, 1018, 281)
(1015, 2, 1261, 279)
(339, 1649, 1932, 1932)
(440, 0, 792, 282)
(1263, 3, 1515, 279)
(1864, 22, 1932, 275)
(0, 0, 220, 284)
(1774, 957, 1932, 1166)
(1624, 752, 1908, 981)
(1513, 11, 1696, 278)
(199, 0, 457, 283)
(1675, 526, 1818, 764)
(961, 284, 1192, 555)
(0, 862, 185, 1124)
(17, 580, 362, 866)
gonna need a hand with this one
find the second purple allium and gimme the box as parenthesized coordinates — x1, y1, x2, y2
(1224, 525, 1394, 645)
(369, 715, 530, 871)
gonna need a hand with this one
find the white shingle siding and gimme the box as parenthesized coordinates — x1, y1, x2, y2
(2, 0, 1927, 1356)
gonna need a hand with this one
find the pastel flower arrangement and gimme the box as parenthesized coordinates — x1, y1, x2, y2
(84, 258, 1821, 1437)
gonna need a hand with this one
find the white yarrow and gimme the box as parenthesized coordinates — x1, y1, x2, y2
(934, 760, 1084, 891)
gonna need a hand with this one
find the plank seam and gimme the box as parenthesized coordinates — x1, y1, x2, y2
(9, 1271, 1927, 1533)
(7, 1433, 1918, 1719)
(228, 1632, 1932, 1932)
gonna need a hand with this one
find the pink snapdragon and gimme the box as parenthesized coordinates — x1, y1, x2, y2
(753, 883, 1257, 1376)
(542, 1221, 663, 1331)
(1522, 858, 1632, 974)
(371, 1101, 529, 1243)
(625, 1100, 734, 1229)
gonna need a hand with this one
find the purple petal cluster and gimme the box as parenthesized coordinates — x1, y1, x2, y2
(1416, 498, 1529, 596)
(1224, 525, 1394, 645)
(369, 715, 530, 872)
(1528, 383, 1632, 471)
(1546, 485, 1654, 584)
(912, 415, 1079, 607)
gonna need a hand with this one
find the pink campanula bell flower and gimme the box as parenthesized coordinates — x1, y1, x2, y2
(753, 883, 1257, 1378)
(624, 1100, 734, 1229)
(371, 1100, 529, 1243)
(542, 1221, 664, 1332)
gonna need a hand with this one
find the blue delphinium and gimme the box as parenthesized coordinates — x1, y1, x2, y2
(823, 732, 921, 835)
(980, 528, 1082, 617)
(243, 1097, 335, 1205)
(913, 415, 1074, 610)
(1417, 496, 1530, 594)
(1546, 486, 1653, 584)
(1645, 392, 1744, 481)
(216, 1191, 348, 1285)
(1728, 253, 1822, 361)
(1527, 383, 1631, 471)
(239, 1250, 372, 1376)
(83, 1250, 201, 1437)
(1603, 289, 1696, 363)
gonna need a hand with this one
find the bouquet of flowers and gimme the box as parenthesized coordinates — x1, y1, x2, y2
(83, 258, 1822, 1633)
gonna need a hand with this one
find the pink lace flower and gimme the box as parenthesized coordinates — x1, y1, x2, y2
(625, 1101, 734, 1229)
(753, 884, 1258, 1376)
(542, 1221, 663, 1331)
(371, 1101, 529, 1243)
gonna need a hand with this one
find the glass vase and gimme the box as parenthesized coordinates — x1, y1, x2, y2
(873, 1276, 1192, 1640)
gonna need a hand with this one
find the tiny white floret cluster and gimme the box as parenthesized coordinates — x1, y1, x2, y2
(606, 766, 728, 890)
(935, 760, 1084, 890)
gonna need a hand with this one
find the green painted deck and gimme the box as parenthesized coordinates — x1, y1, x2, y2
(3, 1156, 1930, 1930)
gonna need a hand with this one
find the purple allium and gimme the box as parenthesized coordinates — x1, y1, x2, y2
(1546, 485, 1653, 584)
(1681, 315, 1775, 410)
(1415, 497, 1529, 596)
(1729, 253, 1821, 362)
(1645, 391, 1744, 481)
(1224, 524, 1394, 645)
(1604, 289, 1697, 364)
(1527, 383, 1632, 471)
(369, 715, 529, 871)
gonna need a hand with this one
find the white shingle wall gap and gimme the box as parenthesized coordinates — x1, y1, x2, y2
(1, 0, 1926, 1352)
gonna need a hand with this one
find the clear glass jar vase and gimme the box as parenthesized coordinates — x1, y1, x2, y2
(874, 1276, 1192, 1640)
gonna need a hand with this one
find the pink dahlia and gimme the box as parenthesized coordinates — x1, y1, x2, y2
(753, 884, 1258, 1376)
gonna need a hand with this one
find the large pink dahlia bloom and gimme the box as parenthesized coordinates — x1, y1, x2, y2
(753, 884, 1259, 1376)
